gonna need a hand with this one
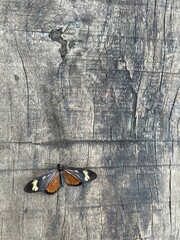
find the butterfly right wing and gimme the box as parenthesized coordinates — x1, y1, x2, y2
(24, 169, 61, 194)
(63, 168, 97, 186)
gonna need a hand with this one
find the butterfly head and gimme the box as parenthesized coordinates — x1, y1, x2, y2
(57, 164, 64, 171)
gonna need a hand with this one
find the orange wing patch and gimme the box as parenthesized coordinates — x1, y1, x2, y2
(46, 172, 61, 193)
(63, 171, 81, 185)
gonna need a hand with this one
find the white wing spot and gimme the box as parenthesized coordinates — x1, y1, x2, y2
(83, 170, 90, 181)
(32, 179, 38, 191)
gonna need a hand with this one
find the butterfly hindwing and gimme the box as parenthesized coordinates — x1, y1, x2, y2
(63, 168, 97, 186)
(63, 170, 82, 186)
(24, 169, 60, 193)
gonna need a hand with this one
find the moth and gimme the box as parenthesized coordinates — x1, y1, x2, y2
(24, 164, 97, 194)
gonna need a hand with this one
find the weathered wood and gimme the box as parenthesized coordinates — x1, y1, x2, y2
(0, 0, 179, 239)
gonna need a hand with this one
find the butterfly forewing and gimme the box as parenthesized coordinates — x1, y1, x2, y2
(45, 171, 61, 194)
(24, 169, 60, 193)
(63, 168, 97, 186)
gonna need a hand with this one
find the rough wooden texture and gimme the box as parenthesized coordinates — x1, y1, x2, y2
(0, 0, 180, 239)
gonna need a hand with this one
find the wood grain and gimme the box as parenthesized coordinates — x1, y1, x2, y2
(0, 0, 179, 239)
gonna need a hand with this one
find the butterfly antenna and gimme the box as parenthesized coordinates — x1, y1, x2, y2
(45, 154, 68, 168)
(59, 154, 68, 166)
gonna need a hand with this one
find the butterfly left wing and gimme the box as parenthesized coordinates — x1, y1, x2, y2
(24, 169, 61, 194)
(45, 171, 61, 194)
(63, 168, 97, 186)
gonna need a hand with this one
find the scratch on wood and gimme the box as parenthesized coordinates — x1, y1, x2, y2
(169, 166, 172, 226)
(131, 86, 138, 139)
(15, 36, 31, 136)
(56, 192, 60, 214)
(99, 205, 103, 240)
(168, 87, 179, 138)
(177, 117, 180, 137)
(61, 206, 67, 240)
(1, 218, 3, 238)
(12, 158, 15, 193)
(3, 0, 10, 24)
(7, 84, 13, 139)
(151, 201, 154, 238)
(169, 141, 174, 227)
(21, 203, 26, 240)
(99, 0, 112, 44)
(159, 0, 168, 92)
(86, 224, 89, 240)
(92, 97, 96, 138)
(168, 87, 179, 122)
(176, 229, 179, 239)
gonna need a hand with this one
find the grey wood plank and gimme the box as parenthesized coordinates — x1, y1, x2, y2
(0, 0, 179, 240)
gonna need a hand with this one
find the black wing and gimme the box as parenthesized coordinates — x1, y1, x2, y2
(24, 169, 59, 193)
(63, 168, 97, 186)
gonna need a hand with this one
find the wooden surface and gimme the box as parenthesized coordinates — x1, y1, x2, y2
(0, 0, 180, 239)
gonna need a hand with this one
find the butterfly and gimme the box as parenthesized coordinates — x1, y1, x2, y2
(24, 164, 97, 194)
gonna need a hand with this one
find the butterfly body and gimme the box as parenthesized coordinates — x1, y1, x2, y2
(24, 164, 97, 194)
